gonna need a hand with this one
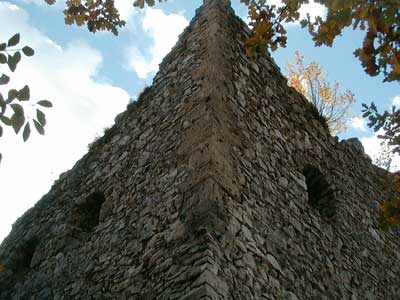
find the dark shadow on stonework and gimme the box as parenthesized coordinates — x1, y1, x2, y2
(303, 165, 336, 219)
(15, 237, 38, 270)
(76, 191, 106, 232)
(6, 237, 39, 284)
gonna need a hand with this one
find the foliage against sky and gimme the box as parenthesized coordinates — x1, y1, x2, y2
(0, 33, 52, 162)
(244, 0, 399, 82)
(286, 51, 355, 135)
(47, 0, 400, 83)
(362, 100, 400, 230)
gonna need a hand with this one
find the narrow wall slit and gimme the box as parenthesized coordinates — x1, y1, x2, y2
(303, 165, 336, 219)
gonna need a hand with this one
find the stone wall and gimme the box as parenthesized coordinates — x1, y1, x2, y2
(1, 0, 399, 299)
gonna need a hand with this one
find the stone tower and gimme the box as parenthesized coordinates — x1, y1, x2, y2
(1, 0, 399, 299)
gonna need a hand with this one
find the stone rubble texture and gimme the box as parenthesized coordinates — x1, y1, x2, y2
(1, 0, 400, 299)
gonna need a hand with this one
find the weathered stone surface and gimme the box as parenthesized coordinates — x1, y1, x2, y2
(1, 0, 400, 299)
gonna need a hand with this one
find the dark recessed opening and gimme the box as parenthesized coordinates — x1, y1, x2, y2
(76, 191, 106, 231)
(303, 165, 336, 219)
(0, 237, 39, 290)
(13, 237, 39, 278)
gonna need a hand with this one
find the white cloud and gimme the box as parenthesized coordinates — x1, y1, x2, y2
(115, 0, 135, 21)
(361, 131, 400, 171)
(0, 2, 130, 243)
(350, 117, 367, 132)
(298, 1, 325, 21)
(127, 7, 188, 79)
(392, 95, 400, 106)
(268, 0, 325, 25)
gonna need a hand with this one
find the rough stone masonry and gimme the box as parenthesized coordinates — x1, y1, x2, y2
(1, 0, 399, 299)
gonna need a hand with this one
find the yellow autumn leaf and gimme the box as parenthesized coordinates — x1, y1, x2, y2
(390, 55, 400, 75)
(75, 15, 86, 26)
(358, 6, 369, 19)
(393, 181, 400, 191)
(134, 0, 145, 9)
(367, 15, 378, 34)
(331, 0, 341, 11)
(245, 45, 256, 57)
(65, 15, 74, 25)
(255, 21, 272, 36)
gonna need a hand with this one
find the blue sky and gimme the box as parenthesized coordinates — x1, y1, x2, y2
(0, 0, 398, 242)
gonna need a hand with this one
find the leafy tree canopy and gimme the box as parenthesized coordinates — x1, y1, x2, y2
(45, 0, 400, 82)
(363, 102, 400, 156)
(286, 51, 355, 135)
(362, 102, 400, 231)
(244, 0, 399, 82)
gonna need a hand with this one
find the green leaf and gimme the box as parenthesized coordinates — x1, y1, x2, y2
(0, 93, 5, 114)
(36, 109, 46, 126)
(362, 111, 370, 118)
(11, 103, 24, 116)
(22, 122, 30, 142)
(7, 54, 16, 72)
(0, 115, 13, 126)
(11, 113, 25, 134)
(6, 52, 21, 72)
(7, 89, 18, 102)
(22, 46, 34, 57)
(17, 85, 30, 101)
(0, 74, 10, 85)
(0, 43, 6, 51)
(37, 100, 52, 108)
(13, 52, 21, 65)
(33, 119, 44, 135)
(299, 19, 308, 28)
(7, 33, 20, 47)
(0, 54, 6, 64)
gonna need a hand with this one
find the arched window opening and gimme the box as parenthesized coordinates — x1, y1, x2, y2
(303, 165, 336, 219)
(76, 191, 106, 232)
